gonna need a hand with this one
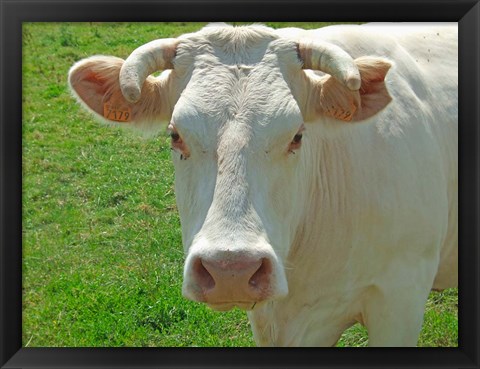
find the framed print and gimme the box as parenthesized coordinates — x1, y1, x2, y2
(1, 0, 478, 368)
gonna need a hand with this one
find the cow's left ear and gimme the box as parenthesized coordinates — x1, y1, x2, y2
(308, 56, 392, 122)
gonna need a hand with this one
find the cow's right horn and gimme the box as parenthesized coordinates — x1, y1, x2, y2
(119, 38, 179, 103)
(297, 40, 361, 91)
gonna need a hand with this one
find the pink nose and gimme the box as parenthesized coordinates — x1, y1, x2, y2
(189, 256, 273, 309)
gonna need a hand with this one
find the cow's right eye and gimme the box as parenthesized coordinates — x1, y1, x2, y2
(168, 123, 182, 144)
(168, 123, 190, 160)
(170, 131, 181, 143)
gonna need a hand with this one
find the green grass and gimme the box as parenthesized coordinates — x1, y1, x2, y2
(22, 22, 457, 347)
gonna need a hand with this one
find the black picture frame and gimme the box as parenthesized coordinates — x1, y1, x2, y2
(1, 0, 478, 368)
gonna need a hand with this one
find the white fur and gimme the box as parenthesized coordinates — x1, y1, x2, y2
(70, 23, 458, 347)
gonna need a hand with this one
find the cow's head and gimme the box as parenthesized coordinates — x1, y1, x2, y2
(69, 24, 391, 311)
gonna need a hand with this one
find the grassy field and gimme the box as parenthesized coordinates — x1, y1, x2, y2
(22, 22, 458, 347)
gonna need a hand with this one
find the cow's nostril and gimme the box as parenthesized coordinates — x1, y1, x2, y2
(249, 258, 272, 288)
(184, 253, 281, 308)
(193, 258, 215, 291)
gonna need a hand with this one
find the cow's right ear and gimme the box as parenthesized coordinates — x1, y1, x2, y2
(68, 56, 171, 129)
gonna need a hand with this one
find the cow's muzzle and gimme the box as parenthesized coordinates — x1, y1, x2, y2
(182, 248, 288, 310)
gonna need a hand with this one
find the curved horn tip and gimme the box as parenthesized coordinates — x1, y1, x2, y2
(121, 84, 141, 103)
(346, 77, 361, 91)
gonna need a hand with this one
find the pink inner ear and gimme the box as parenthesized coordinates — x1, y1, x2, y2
(83, 71, 105, 86)
(351, 57, 392, 121)
(313, 57, 392, 123)
(69, 56, 169, 125)
(356, 57, 391, 94)
(80, 66, 119, 98)
(316, 75, 359, 122)
(69, 59, 125, 117)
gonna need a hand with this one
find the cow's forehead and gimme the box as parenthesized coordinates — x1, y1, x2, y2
(176, 23, 279, 65)
(171, 25, 303, 146)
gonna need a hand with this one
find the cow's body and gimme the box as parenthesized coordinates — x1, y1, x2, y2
(69, 23, 457, 346)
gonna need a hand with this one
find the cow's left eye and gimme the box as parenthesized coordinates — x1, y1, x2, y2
(293, 133, 303, 144)
(288, 125, 305, 153)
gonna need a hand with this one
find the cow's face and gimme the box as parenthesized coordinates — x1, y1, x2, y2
(170, 33, 308, 310)
(68, 24, 391, 311)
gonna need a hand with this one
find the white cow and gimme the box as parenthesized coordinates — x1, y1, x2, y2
(69, 23, 458, 347)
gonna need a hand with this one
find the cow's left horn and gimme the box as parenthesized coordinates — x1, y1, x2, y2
(298, 40, 361, 91)
(119, 38, 179, 103)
